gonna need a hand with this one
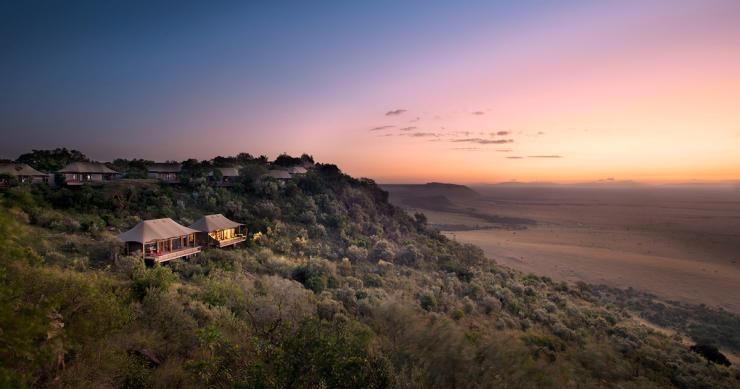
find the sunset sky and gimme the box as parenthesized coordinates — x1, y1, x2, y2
(2, 1, 739, 183)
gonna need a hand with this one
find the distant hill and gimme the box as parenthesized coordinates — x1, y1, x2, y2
(479, 180, 644, 188)
(382, 183, 536, 228)
(381, 182, 479, 204)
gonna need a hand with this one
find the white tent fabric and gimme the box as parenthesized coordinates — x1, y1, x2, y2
(189, 214, 242, 232)
(117, 218, 199, 243)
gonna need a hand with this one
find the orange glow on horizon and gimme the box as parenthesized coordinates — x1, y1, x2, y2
(302, 2, 740, 184)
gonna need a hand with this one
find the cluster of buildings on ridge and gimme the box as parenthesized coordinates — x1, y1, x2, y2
(0, 158, 310, 264)
(1, 160, 313, 263)
(0, 161, 310, 187)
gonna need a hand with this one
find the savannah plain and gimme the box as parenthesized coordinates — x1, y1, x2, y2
(384, 183, 740, 314)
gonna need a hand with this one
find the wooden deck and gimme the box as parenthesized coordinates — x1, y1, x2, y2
(64, 180, 112, 186)
(145, 246, 202, 262)
(216, 236, 246, 248)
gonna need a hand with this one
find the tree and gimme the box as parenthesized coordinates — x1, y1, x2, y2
(395, 244, 421, 266)
(235, 152, 254, 165)
(273, 153, 302, 167)
(300, 153, 314, 164)
(110, 158, 151, 179)
(690, 344, 731, 366)
(369, 240, 396, 262)
(16, 148, 88, 172)
(413, 212, 428, 228)
(212, 155, 238, 167)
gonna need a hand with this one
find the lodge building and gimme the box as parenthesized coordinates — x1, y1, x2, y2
(189, 214, 246, 248)
(117, 214, 246, 263)
(0, 163, 49, 187)
(117, 218, 202, 263)
(147, 163, 182, 183)
(58, 162, 119, 185)
(211, 167, 241, 187)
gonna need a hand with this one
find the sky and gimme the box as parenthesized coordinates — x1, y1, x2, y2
(1, 0, 739, 184)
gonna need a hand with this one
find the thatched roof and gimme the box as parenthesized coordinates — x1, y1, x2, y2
(117, 218, 199, 244)
(0, 163, 47, 176)
(58, 162, 118, 174)
(147, 163, 182, 173)
(189, 214, 242, 232)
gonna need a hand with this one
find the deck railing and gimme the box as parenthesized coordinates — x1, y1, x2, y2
(216, 235, 247, 247)
(145, 246, 202, 262)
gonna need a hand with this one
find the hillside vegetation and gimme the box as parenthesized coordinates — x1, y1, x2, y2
(1, 150, 738, 388)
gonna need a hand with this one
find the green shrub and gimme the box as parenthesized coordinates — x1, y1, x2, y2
(420, 294, 437, 311)
(132, 265, 177, 301)
(451, 309, 465, 321)
(364, 274, 383, 288)
(291, 260, 337, 294)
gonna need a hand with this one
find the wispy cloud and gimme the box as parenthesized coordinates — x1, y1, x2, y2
(495, 130, 510, 136)
(451, 138, 514, 144)
(537, 131, 545, 135)
(398, 126, 417, 131)
(452, 147, 481, 151)
(386, 109, 407, 116)
(407, 132, 438, 137)
(449, 131, 471, 137)
(369, 125, 394, 131)
(496, 149, 513, 152)
(506, 156, 524, 159)
(472, 111, 485, 115)
(528, 155, 563, 158)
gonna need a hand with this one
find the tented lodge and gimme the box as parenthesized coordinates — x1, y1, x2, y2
(147, 163, 182, 183)
(211, 167, 240, 187)
(0, 163, 49, 186)
(117, 218, 202, 263)
(189, 214, 246, 248)
(58, 162, 119, 185)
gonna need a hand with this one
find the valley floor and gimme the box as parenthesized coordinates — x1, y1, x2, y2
(389, 185, 740, 314)
(445, 225, 740, 313)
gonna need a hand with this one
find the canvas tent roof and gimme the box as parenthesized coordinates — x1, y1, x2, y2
(264, 170, 292, 179)
(288, 166, 307, 174)
(189, 214, 242, 232)
(0, 163, 47, 176)
(215, 167, 240, 177)
(147, 163, 182, 173)
(58, 162, 118, 174)
(117, 218, 199, 244)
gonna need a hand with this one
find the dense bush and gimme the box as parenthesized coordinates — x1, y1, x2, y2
(1, 152, 739, 388)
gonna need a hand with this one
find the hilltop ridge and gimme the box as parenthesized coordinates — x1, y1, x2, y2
(0, 150, 738, 388)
